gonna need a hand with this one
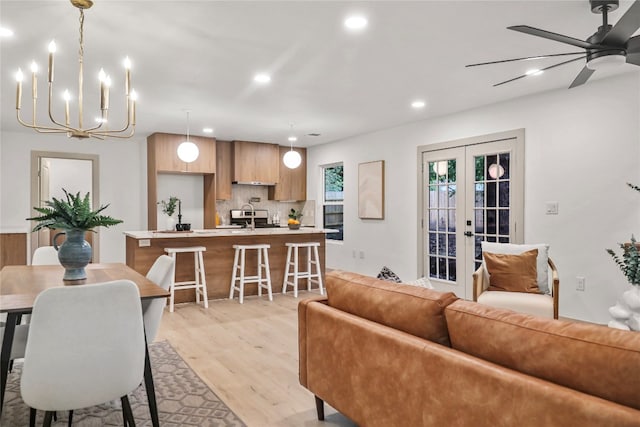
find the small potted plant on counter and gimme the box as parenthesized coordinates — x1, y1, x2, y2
(158, 196, 179, 231)
(288, 209, 302, 230)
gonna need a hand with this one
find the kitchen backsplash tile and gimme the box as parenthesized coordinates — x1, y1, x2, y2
(216, 184, 308, 226)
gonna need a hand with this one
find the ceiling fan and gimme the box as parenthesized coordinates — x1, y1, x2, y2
(467, 0, 640, 88)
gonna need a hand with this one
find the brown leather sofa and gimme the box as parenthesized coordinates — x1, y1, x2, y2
(298, 270, 640, 427)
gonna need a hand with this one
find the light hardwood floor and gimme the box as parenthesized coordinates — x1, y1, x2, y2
(156, 292, 357, 427)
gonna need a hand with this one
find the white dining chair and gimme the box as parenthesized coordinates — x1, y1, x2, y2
(20, 280, 146, 427)
(31, 246, 61, 266)
(143, 254, 175, 343)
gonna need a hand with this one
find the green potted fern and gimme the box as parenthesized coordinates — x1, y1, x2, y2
(27, 189, 122, 280)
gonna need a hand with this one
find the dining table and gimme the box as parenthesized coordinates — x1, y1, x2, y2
(0, 262, 170, 427)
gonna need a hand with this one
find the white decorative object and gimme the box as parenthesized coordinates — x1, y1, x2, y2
(165, 216, 176, 231)
(608, 286, 640, 331)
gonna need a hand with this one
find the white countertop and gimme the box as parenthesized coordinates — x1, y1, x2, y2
(124, 227, 337, 239)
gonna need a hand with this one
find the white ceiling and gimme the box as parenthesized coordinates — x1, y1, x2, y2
(2, 0, 639, 147)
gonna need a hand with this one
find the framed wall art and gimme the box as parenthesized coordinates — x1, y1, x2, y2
(358, 160, 385, 219)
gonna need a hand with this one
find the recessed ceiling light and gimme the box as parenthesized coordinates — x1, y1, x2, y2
(0, 27, 14, 37)
(411, 100, 426, 109)
(288, 136, 297, 142)
(202, 127, 214, 134)
(344, 15, 368, 30)
(254, 73, 271, 84)
(525, 68, 544, 76)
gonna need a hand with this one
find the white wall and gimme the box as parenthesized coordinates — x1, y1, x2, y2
(0, 131, 147, 263)
(307, 72, 640, 323)
(47, 158, 93, 201)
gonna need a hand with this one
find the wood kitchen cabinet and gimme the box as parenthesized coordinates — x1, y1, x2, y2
(215, 140, 232, 200)
(268, 146, 307, 201)
(149, 132, 216, 174)
(147, 132, 217, 230)
(232, 140, 279, 184)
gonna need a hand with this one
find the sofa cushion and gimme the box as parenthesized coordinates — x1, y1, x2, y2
(481, 242, 550, 294)
(445, 300, 640, 410)
(376, 266, 402, 283)
(477, 290, 554, 318)
(484, 249, 540, 293)
(325, 270, 458, 346)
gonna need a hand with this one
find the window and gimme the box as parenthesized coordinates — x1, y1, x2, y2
(322, 163, 344, 241)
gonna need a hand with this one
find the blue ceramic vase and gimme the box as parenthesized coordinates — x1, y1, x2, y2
(53, 229, 92, 281)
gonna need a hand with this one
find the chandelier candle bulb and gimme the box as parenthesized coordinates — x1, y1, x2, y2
(30, 62, 38, 100)
(124, 57, 131, 95)
(15, 68, 23, 110)
(48, 41, 55, 83)
(63, 90, 71, 125)
(104, 75, 111, 110)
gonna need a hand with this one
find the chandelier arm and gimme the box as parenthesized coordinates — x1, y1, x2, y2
(90, 127, 135, 139)
(17, 110, 70, 132)
(46, 83, 75, 131)
(93, 99, 132, 133)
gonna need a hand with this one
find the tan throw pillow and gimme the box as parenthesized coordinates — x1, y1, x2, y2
(483, 249, 540, 293)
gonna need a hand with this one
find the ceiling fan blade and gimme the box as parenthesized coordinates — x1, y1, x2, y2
(602, 0, 640, 46)
(626, 35, 640, 65)
(466, 52, 586, 67)
(493, 55, 587, 87)
(568, 66, 595, 89)
(508, 25, 603, 50)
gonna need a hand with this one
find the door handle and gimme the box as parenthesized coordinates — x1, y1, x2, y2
(463, 231, 474, 237)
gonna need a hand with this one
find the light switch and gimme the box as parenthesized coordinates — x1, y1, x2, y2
(545, 202, 559, 215)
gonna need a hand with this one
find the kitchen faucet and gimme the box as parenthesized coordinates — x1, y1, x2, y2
(240, 203, 255, 230)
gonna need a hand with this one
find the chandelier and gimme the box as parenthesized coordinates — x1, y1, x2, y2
(14, 0, 136, 139)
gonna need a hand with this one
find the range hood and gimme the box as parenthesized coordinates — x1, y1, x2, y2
(232, 180, 276, 186)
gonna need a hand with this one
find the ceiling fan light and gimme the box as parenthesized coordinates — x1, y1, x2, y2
(525, 68, 544, 76)
(283, 149, 302, 169)
(177, 141, 199, 163)
(586, 54, 626, 71)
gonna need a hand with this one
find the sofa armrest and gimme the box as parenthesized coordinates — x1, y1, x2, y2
(298, 296, 328, 387)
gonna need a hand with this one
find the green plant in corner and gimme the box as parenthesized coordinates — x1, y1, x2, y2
(607, 235, 640, 286)
(27, 189, 122, 231)
(158, 196, 179, 216)
(606, 183, 640, 286)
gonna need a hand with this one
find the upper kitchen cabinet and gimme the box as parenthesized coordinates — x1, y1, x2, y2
(148, 132, 216, 174)
(232, 140, 279, 184)
(215, 140, 232, 200)
(268, 146, 307, 201)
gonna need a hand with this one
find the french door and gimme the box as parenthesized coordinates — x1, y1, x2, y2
(419, 131, 524, 299)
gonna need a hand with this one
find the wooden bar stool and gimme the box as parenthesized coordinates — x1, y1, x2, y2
(229, 244, 273, 304)
(282, 242, 324, 297)
(164, 246, 209, 312)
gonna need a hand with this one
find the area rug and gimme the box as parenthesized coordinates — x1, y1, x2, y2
(0, 340, 246, 426)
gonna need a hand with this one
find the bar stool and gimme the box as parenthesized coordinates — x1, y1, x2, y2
(282, 242, 324, 297)
(229, 244, 273, 304)
(164, 246, 209, 312)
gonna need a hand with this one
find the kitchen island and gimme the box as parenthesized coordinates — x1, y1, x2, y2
(125, 228, 332, 303)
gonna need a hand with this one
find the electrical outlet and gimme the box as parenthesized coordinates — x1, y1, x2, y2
(576, 276, 586, 291)
(359, 250, 365, 259)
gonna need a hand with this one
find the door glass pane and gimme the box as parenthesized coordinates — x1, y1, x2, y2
(473, 152, 511, 245)
(426, 157, 457, 283)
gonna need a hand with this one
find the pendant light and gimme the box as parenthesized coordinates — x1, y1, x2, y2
(283, 125, 302, 169)
(177, 110, 199, 163)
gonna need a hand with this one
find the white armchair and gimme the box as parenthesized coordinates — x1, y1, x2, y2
(472, 243, 559, 319)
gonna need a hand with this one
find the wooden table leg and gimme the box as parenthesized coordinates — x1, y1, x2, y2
(0, 312, 19, 418)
